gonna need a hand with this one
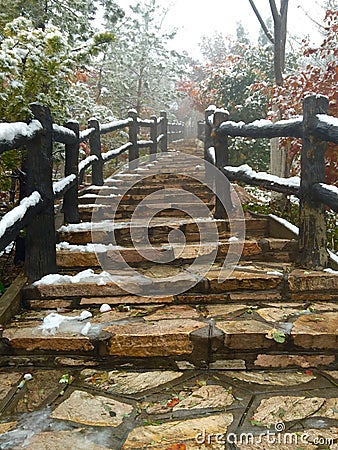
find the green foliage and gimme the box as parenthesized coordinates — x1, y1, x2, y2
(0, 17, 75, 122)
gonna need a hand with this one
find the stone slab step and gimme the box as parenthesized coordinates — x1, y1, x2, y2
(55, 240, 264, 268)
(58, 217, 268, 245)
(78, 192, 214, 205)
(2, 303, 337, 368)
(22, 267, 285, 302)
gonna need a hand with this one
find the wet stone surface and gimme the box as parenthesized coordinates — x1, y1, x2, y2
(0, 368, 336, 449)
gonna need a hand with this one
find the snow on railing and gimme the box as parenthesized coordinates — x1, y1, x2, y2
(204, 94, 338, 270)
(102, 142, 132, 162)
(223, 164, 300, 196)
(0, 120, 42, 154)
(0, 102, 169, 280)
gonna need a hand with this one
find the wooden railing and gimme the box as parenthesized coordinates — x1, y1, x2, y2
(202, 94, 338, 270)
(0, 104, 173, 281)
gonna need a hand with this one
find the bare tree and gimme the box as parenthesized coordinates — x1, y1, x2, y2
(248, 0, 289, 86)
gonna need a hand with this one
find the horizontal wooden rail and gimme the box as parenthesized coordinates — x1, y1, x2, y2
(222, 165, 300, 197)
(312, 183, 338, 213)
(0, 103, 171, 281)
(0, 120, 42, 154)
(204, 94, 338, 270)
(0, 192, 44, 251)
(217, 118, 303, 139)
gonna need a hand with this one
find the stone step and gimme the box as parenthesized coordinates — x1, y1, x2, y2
(78, 191, 214, 205)
(55, 240, 266, 268)
(57, 217, 269, 245)
(84, 183, 213, 196)
(2, 300, 337, 369)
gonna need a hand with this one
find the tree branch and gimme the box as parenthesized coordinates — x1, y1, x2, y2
(248, 0, 274, 44)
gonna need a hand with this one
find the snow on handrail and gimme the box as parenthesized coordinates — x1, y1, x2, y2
(100, 118, 132, 135)
(53, 174, 77, 199)
(312, 182, 338, 213)
(222, 164, 301, 196)
(315, 114, 338, 144)
(102, 142, 132, 162)
(0, 191, 43, 251)
(0, 120, 42, 154)
(217, 117, 303, 139)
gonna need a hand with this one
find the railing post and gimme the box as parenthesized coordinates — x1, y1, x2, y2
(298, 94, 329, 269)
(25, 103, 57, 282)
(150, 115, 157, 161)
(213, 108, 232, 219)
(63, 120, 80, 223)
(128, 109, 139, 169)
(88, 117, 103, 186)
(160, 111, 168, 152)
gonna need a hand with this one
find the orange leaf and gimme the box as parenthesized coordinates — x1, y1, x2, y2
(166, 397, 180, 408)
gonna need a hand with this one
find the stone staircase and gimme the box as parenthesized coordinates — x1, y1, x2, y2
(1, 147, 337, 371)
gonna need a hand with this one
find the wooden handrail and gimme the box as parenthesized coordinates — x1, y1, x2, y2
(203, 94, 338, 270)
(0, 104, 171, 281)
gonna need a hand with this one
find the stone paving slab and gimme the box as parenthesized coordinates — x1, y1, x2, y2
(0, 368, 337, 449)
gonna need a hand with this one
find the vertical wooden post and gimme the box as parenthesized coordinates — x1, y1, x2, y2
(150, 115, 157, 161)
(88, 118, 103, 186)
(298, 95, 329, 269)
(160, 111, 168, 152)
(204, 105, 216, 183)
(63, 120, 80, 223)
(25, 103, 56, 282)
(213, 108, 232, 219)
(128, 109, 139, 169)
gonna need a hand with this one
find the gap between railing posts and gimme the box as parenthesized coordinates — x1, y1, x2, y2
(25, 103, 57, 281)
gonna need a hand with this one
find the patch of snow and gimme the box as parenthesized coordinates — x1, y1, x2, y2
(317, 114, 338, 127)
(102, 142, 132, 161)
(81, 322, 91, 335)
(323, 268, 338, 275)
(79, 127, 95, 140)
(39, 310, 92, 335)
(267, 271, 284, 276)
(0, 192, 42, 239)
(33, 269, 115, 286)
(328, 249, 338, 265)
(99, 304, 111, 313)
(207, 146, 216, 165)
(228, 236, 239, 242)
